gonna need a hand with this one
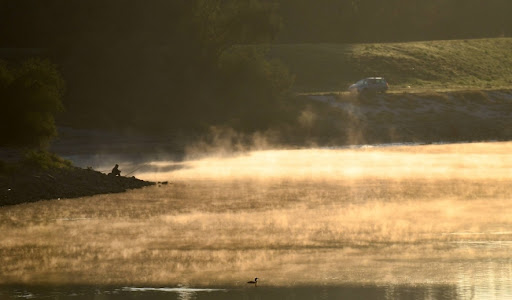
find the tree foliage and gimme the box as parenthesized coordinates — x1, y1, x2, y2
(217, 47, 294, 130)
(277, 0, 512, 43)
(0, 59, 64, 148)
(1, 0, 292, 132)
(2, 0, 508, 134)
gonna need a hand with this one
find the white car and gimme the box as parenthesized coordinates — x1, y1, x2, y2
(348, 77, 389, 94)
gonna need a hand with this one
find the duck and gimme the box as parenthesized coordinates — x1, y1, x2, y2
(247, 277, 258, 286)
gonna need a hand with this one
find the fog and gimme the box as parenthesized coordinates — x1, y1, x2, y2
(1, 142, 512, 298)
(137, 142, 512, 181)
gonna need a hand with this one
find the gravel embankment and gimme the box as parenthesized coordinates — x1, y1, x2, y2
(0, 166, 154, 206)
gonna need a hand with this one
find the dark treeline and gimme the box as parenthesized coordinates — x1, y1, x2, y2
(0, 0, 293, 135)
(2, 0, 510, 46)
(1, 0, 511, 139)
(277, 0, 512, 43)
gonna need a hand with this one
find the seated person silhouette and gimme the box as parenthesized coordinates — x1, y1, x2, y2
(110, 164, 121, 176)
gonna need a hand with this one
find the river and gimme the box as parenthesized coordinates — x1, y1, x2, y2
(1, 142, 512, 299)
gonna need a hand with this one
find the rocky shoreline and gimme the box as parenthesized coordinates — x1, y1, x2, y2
(0, 165, 155, 206)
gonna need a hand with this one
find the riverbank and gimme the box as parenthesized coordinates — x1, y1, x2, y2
(292, 88, 512, 146)
(0, 150, 154, 206)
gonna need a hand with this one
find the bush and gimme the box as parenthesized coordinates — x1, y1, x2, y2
(21, 150, 72, 170)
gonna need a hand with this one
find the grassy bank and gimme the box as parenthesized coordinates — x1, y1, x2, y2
(269, 38, 512, 93)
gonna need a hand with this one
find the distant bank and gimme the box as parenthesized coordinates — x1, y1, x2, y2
(298, 88, 512, 146)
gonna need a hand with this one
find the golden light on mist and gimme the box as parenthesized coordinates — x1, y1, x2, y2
(138, 142, 512, 181)
(1, 141, 512, 296)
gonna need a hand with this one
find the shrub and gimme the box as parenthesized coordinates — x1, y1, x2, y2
(21, 150, 72, 170)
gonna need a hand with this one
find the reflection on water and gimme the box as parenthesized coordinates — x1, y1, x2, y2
(2, 283, 507, 300)
(123, 287, 227, 300)
(1, 142, 512, 299)
(0, 284, 460, 300)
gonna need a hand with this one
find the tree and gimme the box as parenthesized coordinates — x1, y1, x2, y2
(0, 59, 65, 148)
(0, 1, 291, 132)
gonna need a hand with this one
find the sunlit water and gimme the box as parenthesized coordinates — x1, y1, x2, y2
(1, 142, 512, 299)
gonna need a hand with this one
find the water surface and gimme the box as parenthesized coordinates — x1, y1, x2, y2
(1, 142, 512, 298)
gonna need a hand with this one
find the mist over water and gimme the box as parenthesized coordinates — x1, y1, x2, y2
(2, 142, 512, 299)
(136, 142, 512, 181)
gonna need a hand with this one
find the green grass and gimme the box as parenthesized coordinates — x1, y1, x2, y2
(21, 150, 72, 170)
(268, 38, 512, 93)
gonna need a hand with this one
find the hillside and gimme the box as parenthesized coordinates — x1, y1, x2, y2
(269, 38, 512, 93)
